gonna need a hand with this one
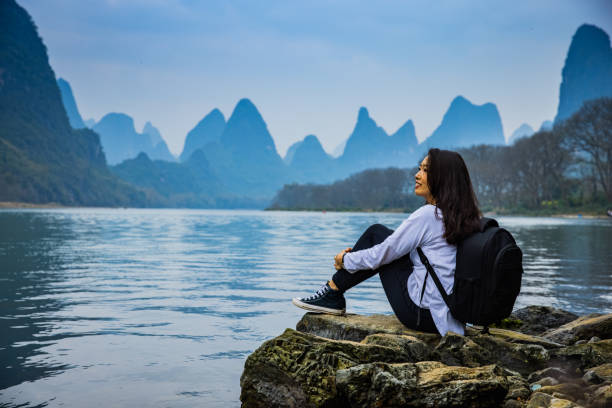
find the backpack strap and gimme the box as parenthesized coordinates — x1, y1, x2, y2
(479, 217, 499, 232)
(416, 247, 451, 313)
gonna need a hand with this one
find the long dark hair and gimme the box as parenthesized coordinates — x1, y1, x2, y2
(427, 148, 481, 245)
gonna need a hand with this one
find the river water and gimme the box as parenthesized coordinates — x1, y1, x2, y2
(0, 209, 610, 407)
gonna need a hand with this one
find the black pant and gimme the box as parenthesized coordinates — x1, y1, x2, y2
(331, 224, 438, 334)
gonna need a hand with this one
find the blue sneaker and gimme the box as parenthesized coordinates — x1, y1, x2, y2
(292, 282, 346, 315)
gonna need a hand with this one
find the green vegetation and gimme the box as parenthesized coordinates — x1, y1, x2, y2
(269, 167, 423, 212)
(0, 0, 146, 206)
(490, 318, 524, 330)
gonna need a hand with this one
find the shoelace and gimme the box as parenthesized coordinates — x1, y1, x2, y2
(304, 284, 328, 301)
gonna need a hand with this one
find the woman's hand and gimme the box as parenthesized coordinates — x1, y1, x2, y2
(334, 247, 352, 270)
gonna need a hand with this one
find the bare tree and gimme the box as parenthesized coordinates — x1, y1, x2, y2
(558, 98, 612, 201)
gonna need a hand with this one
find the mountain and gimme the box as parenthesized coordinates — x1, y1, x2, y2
(287, 135, 337, 182)
(111, 151, 225, 207)
(539, 120, 553, 132)
(84, 118, 96, 128)
(424, 96, 505, 148)
(555, 24, 612, 123)
(284, 139, 303, 164)
(337, 108, 421, 175)
(57, 78, 85, 129)
(179, 108, 225, 162)
(93, 113, 151, 165)
(0, 0, 143, 205)
(340, 107, 389, 166)
(201, 99, 291, 197)
(508, 123, 534, 145)
(56, 80, 175, 163)
(142, 122, 175, 162)
(331, 139, 346, 158)
(220, 99, 279, 156)
(387, 119, 422, 167)
(143, 121, 163, 145)
(93, 113, 174, 164)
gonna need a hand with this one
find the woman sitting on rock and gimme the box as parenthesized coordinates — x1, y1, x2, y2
(292, 148, 481, 336)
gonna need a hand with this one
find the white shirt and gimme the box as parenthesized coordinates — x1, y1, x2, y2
(343, 204, 465, 336)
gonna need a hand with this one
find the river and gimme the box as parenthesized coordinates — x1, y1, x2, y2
(0, 209, 610, 407)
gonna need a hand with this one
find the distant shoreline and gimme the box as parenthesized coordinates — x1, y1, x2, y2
(0, 201, 65, 209)
(1, 202, 609, 219)
(267, 207, 611, 219)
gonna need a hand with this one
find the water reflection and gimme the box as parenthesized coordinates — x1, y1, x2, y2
(0, 209, 610, 407)
(0, 212, 73, 391)
(501, 216, 612, 314)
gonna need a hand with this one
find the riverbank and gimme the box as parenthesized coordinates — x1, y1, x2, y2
(267, 207, 610, 219)
(0, 201, 65, 208)
(241, 306, 612, 407)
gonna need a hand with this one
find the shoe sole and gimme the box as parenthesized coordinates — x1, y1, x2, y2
(292, 298, 345, 315)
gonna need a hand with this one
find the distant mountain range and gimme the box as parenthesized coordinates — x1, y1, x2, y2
(508, 123, 535, 145)
(4, 0, 611, 208)
(57, 79, 176, 164)
(92, 113, 175, 164)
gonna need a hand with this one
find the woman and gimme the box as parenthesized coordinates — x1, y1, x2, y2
(292, 148, 481, 336)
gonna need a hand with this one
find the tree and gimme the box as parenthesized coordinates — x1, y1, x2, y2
(558, 98, 612, 201)
(506, 130, 572, 208)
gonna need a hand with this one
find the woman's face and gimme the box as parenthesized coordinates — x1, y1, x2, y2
(415, 156, 434, 203)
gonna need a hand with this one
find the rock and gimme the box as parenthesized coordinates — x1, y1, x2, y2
(298, 312, 561, 349)
(550, 339, 612, 371)
(503, 400, 523, 408)
(526, 392, 584, 407)
(361, 333, 432, 362)
(509, 306, 579, 335)
(538, 382, 585, 403)
(296, 312, 440, 345)
(534, 376, 561, 387)
(433, 332, 489, 367)
(528, 367, 577, 384)
(583, 363, 612, 384)
(242, 309, 610, 407)
(585, 383, 612, 408)
(240, 328, 411, 407)
(433, 331, 550, 376)
(466, 326, 563, 349)
(542, 313, 612, 345)
(335, 362, 525, 407)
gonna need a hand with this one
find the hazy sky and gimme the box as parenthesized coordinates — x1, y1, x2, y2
(19, 0, 612, 156)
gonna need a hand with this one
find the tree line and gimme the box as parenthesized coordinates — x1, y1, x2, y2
(269, 97, 611, 214)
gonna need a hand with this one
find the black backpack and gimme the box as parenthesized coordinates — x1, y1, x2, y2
(417, 217, 523, 331)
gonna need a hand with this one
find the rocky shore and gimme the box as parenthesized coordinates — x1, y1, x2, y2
(240, 306, 611, 407)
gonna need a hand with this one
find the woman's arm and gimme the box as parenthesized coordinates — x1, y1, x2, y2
(342, 205, 435, 272)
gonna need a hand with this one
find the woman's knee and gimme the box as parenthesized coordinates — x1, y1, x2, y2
(364, 224, 393, 242)
(365, 223, 390, 235)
